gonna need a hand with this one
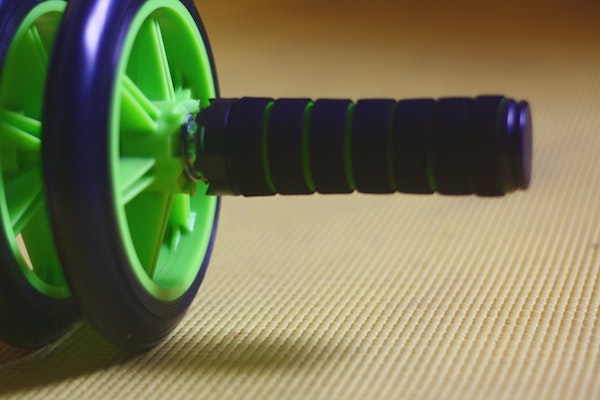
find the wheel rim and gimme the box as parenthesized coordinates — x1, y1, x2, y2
(0, 1, 68, 299)
(111, 0, 217, 301)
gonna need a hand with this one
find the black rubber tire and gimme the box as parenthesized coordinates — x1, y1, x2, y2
(42, 0, 220, 351)
(0, 0, 77, 349)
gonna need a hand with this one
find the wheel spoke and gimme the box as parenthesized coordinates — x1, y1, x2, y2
(0, 109, 41, 151)
(170, 194, 194, 232)
(119, 157, 157, 204)
(4, 168, 43, 234)
(127, 17, 176, 101)
(28, 25, 48, 67)
(33, 14, 62, 56)
(120, 75, 160, 134)
(125, 193, 173, 278)
(166, 194, 195, 251)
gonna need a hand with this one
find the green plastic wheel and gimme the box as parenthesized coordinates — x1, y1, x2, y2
(43, 0, 220, 350)
(0, 0, 77, 349)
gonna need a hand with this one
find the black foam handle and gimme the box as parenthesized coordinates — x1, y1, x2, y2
(195, 96, 532, 197)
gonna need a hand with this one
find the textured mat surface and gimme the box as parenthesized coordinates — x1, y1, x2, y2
(1, 1, 599, 399)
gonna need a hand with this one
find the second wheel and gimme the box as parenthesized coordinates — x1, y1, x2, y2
(0, 0, 77, 349)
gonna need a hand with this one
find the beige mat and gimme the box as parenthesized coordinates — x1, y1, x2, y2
(1, 1, 599, 398)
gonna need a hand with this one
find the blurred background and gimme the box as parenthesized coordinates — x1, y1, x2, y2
(197, 0, 599, 99)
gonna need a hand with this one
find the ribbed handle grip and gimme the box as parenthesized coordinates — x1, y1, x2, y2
(194, 96, 532, 197)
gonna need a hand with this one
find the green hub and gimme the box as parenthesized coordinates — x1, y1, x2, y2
(111, 0, 217, 301)
(0, 1, 68, 299)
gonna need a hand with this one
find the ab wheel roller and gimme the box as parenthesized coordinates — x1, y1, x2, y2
(0, 0, 532, 351)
